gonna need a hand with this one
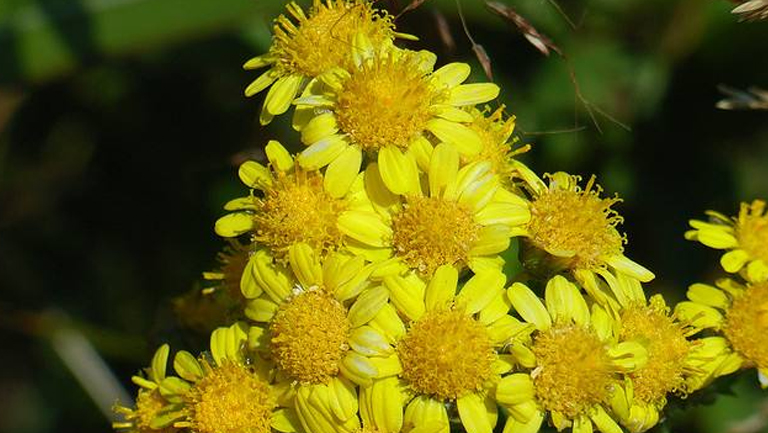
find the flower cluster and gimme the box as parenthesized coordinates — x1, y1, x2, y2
(113, 2, 766, 433)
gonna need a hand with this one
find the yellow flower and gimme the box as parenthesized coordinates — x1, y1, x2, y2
(357, 266, 524, 433)
(686, 199, 768, 283)
(151, 324, 293, 433)
(293, 42, 500, 195)
(517, 171, 654, 306)
(675, 278, 768, 388)
(341, 143, 529, 276)
(611, 294, 731, 433)
(499, 276, 648, 433)
(243, 0, 408, 124)
(462, 105, 530, 184)
(244, 242, 402, 433)
(214, 140, 379, 263)
(113, 345, 178, 433)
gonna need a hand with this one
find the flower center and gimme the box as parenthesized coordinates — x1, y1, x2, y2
(335, 53, 435, 151)
(254, 170, 346, 262)
(735, 200, 768, 265)
(527, 175, 625, 270)
(185, 361, 274, 433)
(724, 282, 768, 369)
(391, 196, 479, 275)
(272, 0, 394, 77)
(532, 324, 613, 418)
(397, 309, 494, 400)
(620, 299, 692, 404)
(270, 289, 351, 384)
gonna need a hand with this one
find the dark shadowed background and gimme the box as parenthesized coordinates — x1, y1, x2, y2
(0, 0, 766, 432)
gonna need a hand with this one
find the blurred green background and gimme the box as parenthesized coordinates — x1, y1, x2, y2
(0, 0, 766, 432)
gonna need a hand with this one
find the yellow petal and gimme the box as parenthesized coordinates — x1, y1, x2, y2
(337, 210, 392, 247)
(327, 377, 358, 421)
(265, 140, 294, 172)
(469, 225, 511, 256)
(431, 62, 471, 87)
(369, 377, 404, 433)
(501, 410, 544, 433)
(349, 326, 393, 357)
(288, 243, 323, 288)
(606, 255, 655, 282)
(238, 160, 272, 189)
(272, 409, 302, 433)
(507, 283, 551, 330)
(150, 344, 170, 382)
(674, 301, 724, 329)
(696, 227, 738, 249)
(687, 283, 729, 309)
(721, 249, 749, 273)
(172, 351, 202, 382)
(265, 74, 304, 115)
(348, 285, 389, 327)
(243, 55, 273, 70)
(340, 353, 377, 387)
(589, 405, 623, 433)
(297, 135, 348, 170)
(544, 275, 590, 326)
(301, 112, 339, 145)
(378, 146, 420, 195)
(245, 70, 278, 97)
(425, 264, 458, 311)
(456, 270, 506, 315)
(431, 104, 474, 122)
(426, 119, 483, 155)
(428, 143, 460, 197)
(496, 374, 534, 406)
(245, 298, 279, 322)
(324, 145, 363, 198)
(214, 213, 253, 237)
(408, 135, 434, 173)
(384, 275, 426, 321)
(448, 83, 500, 106)
(456, 393, 495, 433)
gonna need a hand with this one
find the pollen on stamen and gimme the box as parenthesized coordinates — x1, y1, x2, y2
(253, 169, 346, 262)
(397, 309, 495, 400)
(620, 297, 693, 404)
(723, 282, 768, 370)
(272, 0, 396, 77)
(335, 53, 436, 152)
(269, 289, 351, 384)
(532, 324, 613, 418)
(183, 361, 274, 433)
(735, 200, 768, 265)
(526, 174, 626, 271)
(391, 196, 479, 275)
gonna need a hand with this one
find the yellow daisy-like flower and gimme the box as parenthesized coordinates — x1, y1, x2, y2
(499, 276, 648, 433)
(517, 171, 654, 304)
(611, 293, 734, 433)
(243, 0, 408, 124)
(293, 42, 500, 195)
(214, 140, 378, 263)
(153, 324, 295, 433)
(675, 278, 768, 388)
(685, 199, 768, 283)
(243, 242, 403, 433)
(340, 143, 529, 276)
(113, 345, 178, 433)
(357, 266, 525, 433)
(461, 105, 530, 184)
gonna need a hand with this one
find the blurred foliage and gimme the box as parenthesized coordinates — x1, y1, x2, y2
(0, 0, 767, 432)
